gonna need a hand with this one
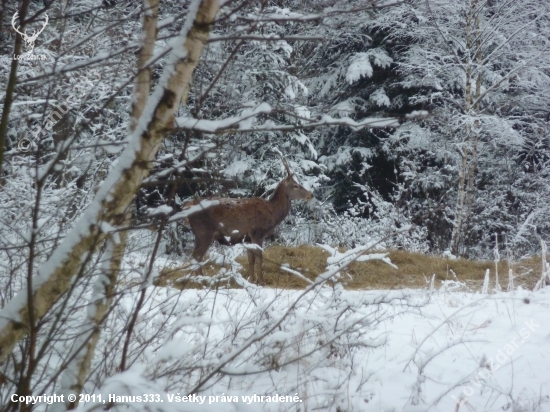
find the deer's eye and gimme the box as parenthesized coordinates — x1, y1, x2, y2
(293, 184, 298, 188)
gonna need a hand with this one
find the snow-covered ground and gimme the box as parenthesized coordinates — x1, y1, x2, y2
(91, 281, 550, 412)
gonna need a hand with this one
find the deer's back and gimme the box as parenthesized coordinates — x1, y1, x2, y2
(188, 197, 283, 238)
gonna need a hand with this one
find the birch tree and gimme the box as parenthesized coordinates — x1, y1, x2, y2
(52, 2, 161, 408)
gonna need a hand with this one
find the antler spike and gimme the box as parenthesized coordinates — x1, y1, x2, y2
(270, 148, 293, 177)
(281, 156, 293, 177)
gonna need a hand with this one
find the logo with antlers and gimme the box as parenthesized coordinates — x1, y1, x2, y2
(11, 12, 48, 54)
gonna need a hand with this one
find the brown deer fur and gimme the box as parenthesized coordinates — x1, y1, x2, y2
(187, 160, 313, 284)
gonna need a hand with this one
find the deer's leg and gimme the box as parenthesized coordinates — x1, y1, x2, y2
(247, 249, 255, 282)
(256, 250, 264, 285)
(192, 230, 215, 276)
(252, 239, 264, 285)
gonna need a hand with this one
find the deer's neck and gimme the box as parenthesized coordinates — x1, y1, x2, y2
(269, 182, 291, 224)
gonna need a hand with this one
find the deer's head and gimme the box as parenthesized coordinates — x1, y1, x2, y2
(12, 12, 48, 53)
(280, 157, 314, 201)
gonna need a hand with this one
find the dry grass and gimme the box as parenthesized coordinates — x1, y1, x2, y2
(155, 245, 545, 291)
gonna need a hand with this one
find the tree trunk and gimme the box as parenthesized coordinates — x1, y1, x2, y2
(54, 3, 161, 407)
(451, 0, 481, 255)
(464, 10, 483, 240)
(0, 0, 31, 181)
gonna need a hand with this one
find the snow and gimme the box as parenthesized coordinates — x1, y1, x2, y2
(321, 114, 399, 129)
(284, 84, 295, 100)
(11, 100, 51, 106)
(346, 53, 373, 84)
(169, 200, 220, 222)
(405, 110, 429, 119)
(345, 45, 392, 85)
(148, 205, 174, 216)
(76, 283, 550, 412)
(294, 105, 310, 123)
(176, 103, 272, 132)
(442, 250, 457, 259)
(368, 47, 393, 69)
(53, 237, 546, 412)
(370, 87, 391, 107)
(333, 100, 354, 117)
(223, 160, 250, 176)
(249, 115, 401, 133)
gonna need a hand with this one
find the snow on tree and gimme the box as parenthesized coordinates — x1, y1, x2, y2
(372, 0, 550, 256)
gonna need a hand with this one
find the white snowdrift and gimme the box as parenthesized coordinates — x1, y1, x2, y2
(84, 284, 550, 412)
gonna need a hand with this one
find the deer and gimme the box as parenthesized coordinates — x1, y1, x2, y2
(186, 158, 313, 285)
(11, 12, 48, 54)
